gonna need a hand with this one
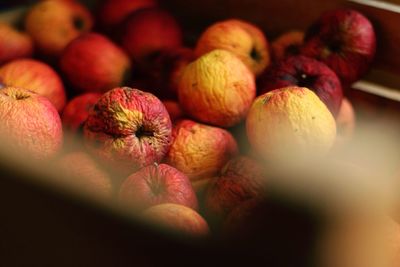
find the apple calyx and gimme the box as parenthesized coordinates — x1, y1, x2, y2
(73, 16, 85, 31)
(250, 47, 262, 63)
(135, 125, 154, 139)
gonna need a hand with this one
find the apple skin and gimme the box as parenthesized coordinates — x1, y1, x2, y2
(141, 203, 209, 236)
(195, 19, 270, 76)
(0, 58, 67, 112)
(178, 49, 256, 127)
(24, 0, 93, 57)
(60, 33, 132, 93)
(61, 93, 102, 134)
(300, 9, 376, 86)
(271, 30, 304, 62)
(83, 87, 172, 174)
(0, 87, 63, 159)
(259, 55, 343, 117)
(119, 163, 198, 211)
(0, 23, 33, 65)
(121, 8, 183, 65)
(97, 0, 157, 31)
(57, 151, 113, 198)
(204, 156, 266, 221)
(165, 119, 238, 182)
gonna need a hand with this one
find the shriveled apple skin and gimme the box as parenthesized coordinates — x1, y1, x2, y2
(301, 9, 376, 86)
(178, 49, 256, 127)
(84, 87, 172, 173)
(0, 59, 67, 112)
(60, 33, 131, 93)
(57, 152, 113, 198)
(142, 203, 209, 236)
(0, 23, 33, 65)
(25, 0, 93, 56)
(205, 156, 266, 219)
(119, 163, 198, 210)
(259, 55, 343, 117)
(0, 87, 63, 159)
(165, 119, 238, 182)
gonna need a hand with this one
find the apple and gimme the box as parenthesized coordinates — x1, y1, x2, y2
(0, 23, 33, 65)
(161, 100, 185, 122)
(0, 87, 62, 159)
(300, 9, 376, 86)
(195, 19, 270, 76)
(83, 87, 172, 174)
(271, 30, 304, 62)
(165, 119, 238, 183)
(60, 33, 132, 93)
(119, 163, 198, 211)
(121, 8, 182, 65)
(258, 55, 343, 116)
(57, 151, 113, 199)
(141, 203, 209, 236)
(97, 0, 157, 31)
(0, 58, 67, 112)
(204, 156, 266, 221)
(178, 49, 256, 127)
(61, 93, 102, 134)
(25, 0, 93, 57)
(246, 87, 336, 163)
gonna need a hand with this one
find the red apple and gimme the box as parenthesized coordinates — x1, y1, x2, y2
(60, 33, 132, 93)
(141, 203, 209, 236)
(61, 93, 102, 134)
(121, 8, 182, 65)
(83, 87, 172, 174)
(0, 58, 67, 112)
(97, 0, 157, 31)
(300, 9, 376, 86)
(161, 100, 185, 122)
(57, 151, 113, 198)
(0, 87, 62, 159)
(0, 23, 33, 65)
(258, 55, 343, 116)
(119, 163, 197, 210)
(204, 156, 266, 221)
(25, 0, 93, 57)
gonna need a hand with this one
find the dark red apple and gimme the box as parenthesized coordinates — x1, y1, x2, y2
(83, 87, 172, 174)
(204, 156, 266, 221)
(119, 163, 198, 211)
(60, 33, 132, 93)
(62, 93, 102, 134)
(258, 55, 343, 116)
(300, 9, 376, 86)
(0, 23, 33, 65)
(121, 8, 182, 65)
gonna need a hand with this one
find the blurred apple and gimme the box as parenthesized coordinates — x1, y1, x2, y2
(0, 23, 33, 65)
(25, 0, 93, 57)
(271, 30, 304, 62)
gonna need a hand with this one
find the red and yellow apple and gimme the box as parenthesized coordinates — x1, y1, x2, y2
(25, 0, 93, 57)
(119, 163, 198, 211)
(60, 33, 132, 93)
(270, 30, 304, 62)
(0, 58, 66, 112)
(0, 87, 63, 159)
(83, 87, 172, 174)
(178, 49, 256, 127)
(195, 19, 270, 76)
(165, 119, 238, 183)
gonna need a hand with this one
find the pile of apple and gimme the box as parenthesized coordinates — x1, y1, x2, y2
(2, 1, 399, 258)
